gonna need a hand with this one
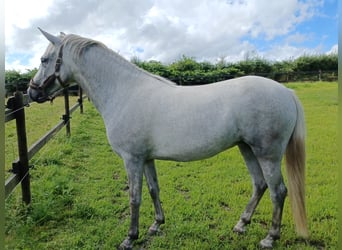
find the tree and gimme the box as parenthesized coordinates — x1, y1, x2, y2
(5, 70, 21, 96)
(5, 68, 38, 96)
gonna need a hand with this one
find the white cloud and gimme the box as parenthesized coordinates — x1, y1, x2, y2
(326, 44, 338, 54)
(285, 32, 314, 44)
(261, 44, 316, 62)
(5, 0, 53, 29)
(5, 0, 331, 71)
(5, 0, 53, 47)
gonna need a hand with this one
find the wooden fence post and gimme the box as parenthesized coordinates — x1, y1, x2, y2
(5, 90, 87, 202)
(13, 91, 31, 204)
(78, 87, 84, 114)
(63, 88, 71, 137)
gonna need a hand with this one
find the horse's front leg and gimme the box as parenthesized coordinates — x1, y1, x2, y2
(119, 157, 144, 250)
(144, 160, 165, 234)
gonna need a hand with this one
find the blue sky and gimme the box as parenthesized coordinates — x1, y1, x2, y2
(296, 0, 337, 51)
(5, 0, 338, 72)
(242, 0, 337, 59)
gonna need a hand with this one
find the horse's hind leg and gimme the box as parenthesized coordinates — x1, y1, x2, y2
(144, 160, 165, 235)
(233, 143, 267, 234)
(256, 156, 287, 249)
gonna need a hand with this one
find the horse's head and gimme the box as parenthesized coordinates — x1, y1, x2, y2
(28, 28, 72, 103)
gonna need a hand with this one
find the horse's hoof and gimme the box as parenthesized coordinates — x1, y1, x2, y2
(233, 225, 246, 234)
(233, 220, 246, 234)
(118, 238, 133, 250)
(259, 236, 274, 249)
(148, 221, 162, 235)
(148, 227, 158, 236)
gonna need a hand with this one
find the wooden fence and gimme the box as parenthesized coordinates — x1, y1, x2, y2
(5, 88, 85, 204)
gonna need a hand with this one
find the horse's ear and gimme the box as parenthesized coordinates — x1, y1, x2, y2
(38, 27, 62, 46)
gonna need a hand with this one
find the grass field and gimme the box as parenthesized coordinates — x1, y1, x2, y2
(5, 82, 337, 249)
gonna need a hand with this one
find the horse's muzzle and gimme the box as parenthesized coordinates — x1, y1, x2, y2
(28, 88, 49, 103)
(28, 79, 50, 103)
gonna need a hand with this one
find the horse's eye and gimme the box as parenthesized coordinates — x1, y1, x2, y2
(41, 57, 48, 64)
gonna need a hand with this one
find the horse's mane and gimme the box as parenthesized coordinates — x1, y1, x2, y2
(63, 34, 107, 58)
(62, 34, 177, 87)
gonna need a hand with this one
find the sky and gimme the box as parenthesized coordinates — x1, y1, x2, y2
(5, 0, 338, 72)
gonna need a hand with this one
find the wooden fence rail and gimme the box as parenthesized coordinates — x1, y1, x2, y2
(5, 88, 85, 204)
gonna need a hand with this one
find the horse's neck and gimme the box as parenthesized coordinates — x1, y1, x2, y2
(71, 46, 152, 120)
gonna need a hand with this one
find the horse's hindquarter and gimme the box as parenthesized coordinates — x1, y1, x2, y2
(229, 77, 297, 157)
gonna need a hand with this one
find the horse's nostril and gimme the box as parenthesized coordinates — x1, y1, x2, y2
(28, 89, 36, 101)
(28, 88, 45, 103)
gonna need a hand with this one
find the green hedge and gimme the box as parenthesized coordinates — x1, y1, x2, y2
(5, 53, 337, 95)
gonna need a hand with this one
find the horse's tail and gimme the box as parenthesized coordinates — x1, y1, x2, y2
(285, 92, 309, 238)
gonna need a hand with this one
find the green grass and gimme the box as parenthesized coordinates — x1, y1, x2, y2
(5, 82, 337, 249)
(5, 96, 79, 178)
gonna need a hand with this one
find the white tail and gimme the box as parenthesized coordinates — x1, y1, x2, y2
(285, 93, 309, 238)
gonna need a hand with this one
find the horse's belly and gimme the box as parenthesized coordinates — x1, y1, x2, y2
(150, 127, 239, 162)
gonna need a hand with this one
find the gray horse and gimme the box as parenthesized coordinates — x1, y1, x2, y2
(28, 29, 308, 249)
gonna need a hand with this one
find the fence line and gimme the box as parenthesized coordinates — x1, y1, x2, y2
(5, 88, 85, 204)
